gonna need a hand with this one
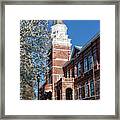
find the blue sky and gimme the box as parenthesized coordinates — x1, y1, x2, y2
(48, 20, 100, 48)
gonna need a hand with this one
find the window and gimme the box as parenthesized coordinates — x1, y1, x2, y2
(81, 86, 85, 99)
(67, 69, 70, 78)
(75, 89, 78, 100)
(69, 70, 70, 78)
(77, 62, 81, 76)
(90, 80, 94, 96)
(72, 68, 74, 77)
(88, 55, 93, 70)
(84, 57, 88, 73)
(85, 82, 89, 97)
(84, 53, 93, 73)
(79, 86, 82, 99)
(64, 71, 67, 78)
(93, 52, 97, 64)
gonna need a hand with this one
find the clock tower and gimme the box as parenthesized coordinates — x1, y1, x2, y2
(51, 20, 71, 99)
(45, 20, 71, 99)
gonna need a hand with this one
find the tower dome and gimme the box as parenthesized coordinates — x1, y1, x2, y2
(51, 20, 71, 46)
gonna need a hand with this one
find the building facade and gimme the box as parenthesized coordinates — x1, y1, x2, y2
(63, 34, 100, 100)
(44, 20, 100, 100)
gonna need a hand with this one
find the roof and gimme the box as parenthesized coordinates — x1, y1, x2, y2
(70, 45, 82, 60)
(63, 32, 100, 68)
(74, 45, 82, 50)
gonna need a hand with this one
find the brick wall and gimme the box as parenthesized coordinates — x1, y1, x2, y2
(53, 60, 68, 67)
(53, 67, 63, 74)
(53, 50, 70, 59)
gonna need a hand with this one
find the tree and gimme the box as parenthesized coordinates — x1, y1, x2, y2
(20, 20, 51, 100)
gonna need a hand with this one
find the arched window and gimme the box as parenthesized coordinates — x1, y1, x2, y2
(66, 88, 73, 100)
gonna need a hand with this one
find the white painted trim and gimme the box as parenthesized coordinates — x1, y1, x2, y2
(53, 58, 68, 61)
(52, 74, 64, 76)
(52, 66, 62, 68)
(52, 41, 72, 46)
(53, 48, 71, 52)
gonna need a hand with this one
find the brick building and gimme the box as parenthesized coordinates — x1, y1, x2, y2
(63, 33, 100, 100)
(44, 20, 100, 100)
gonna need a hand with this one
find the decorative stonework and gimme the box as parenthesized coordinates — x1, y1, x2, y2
(51, 23, 71, 46)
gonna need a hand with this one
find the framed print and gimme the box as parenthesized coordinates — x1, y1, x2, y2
(0, 0, 119, 119)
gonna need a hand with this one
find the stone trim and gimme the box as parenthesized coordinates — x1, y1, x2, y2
(52, 74, 64, 76)
(52, 66, 62, 68)
(53, 58, 68, 61)
(53, 48, 71, 51)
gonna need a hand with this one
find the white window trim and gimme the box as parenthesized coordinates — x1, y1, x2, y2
(53, 48, 71, 51)
(85, 82, 89, 98)
(77, 62, 81, 77)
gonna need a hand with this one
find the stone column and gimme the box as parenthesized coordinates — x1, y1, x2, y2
(62, 86, 66, 100)
(77, 87, 79, 100)
(62, 91, 66, 100)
